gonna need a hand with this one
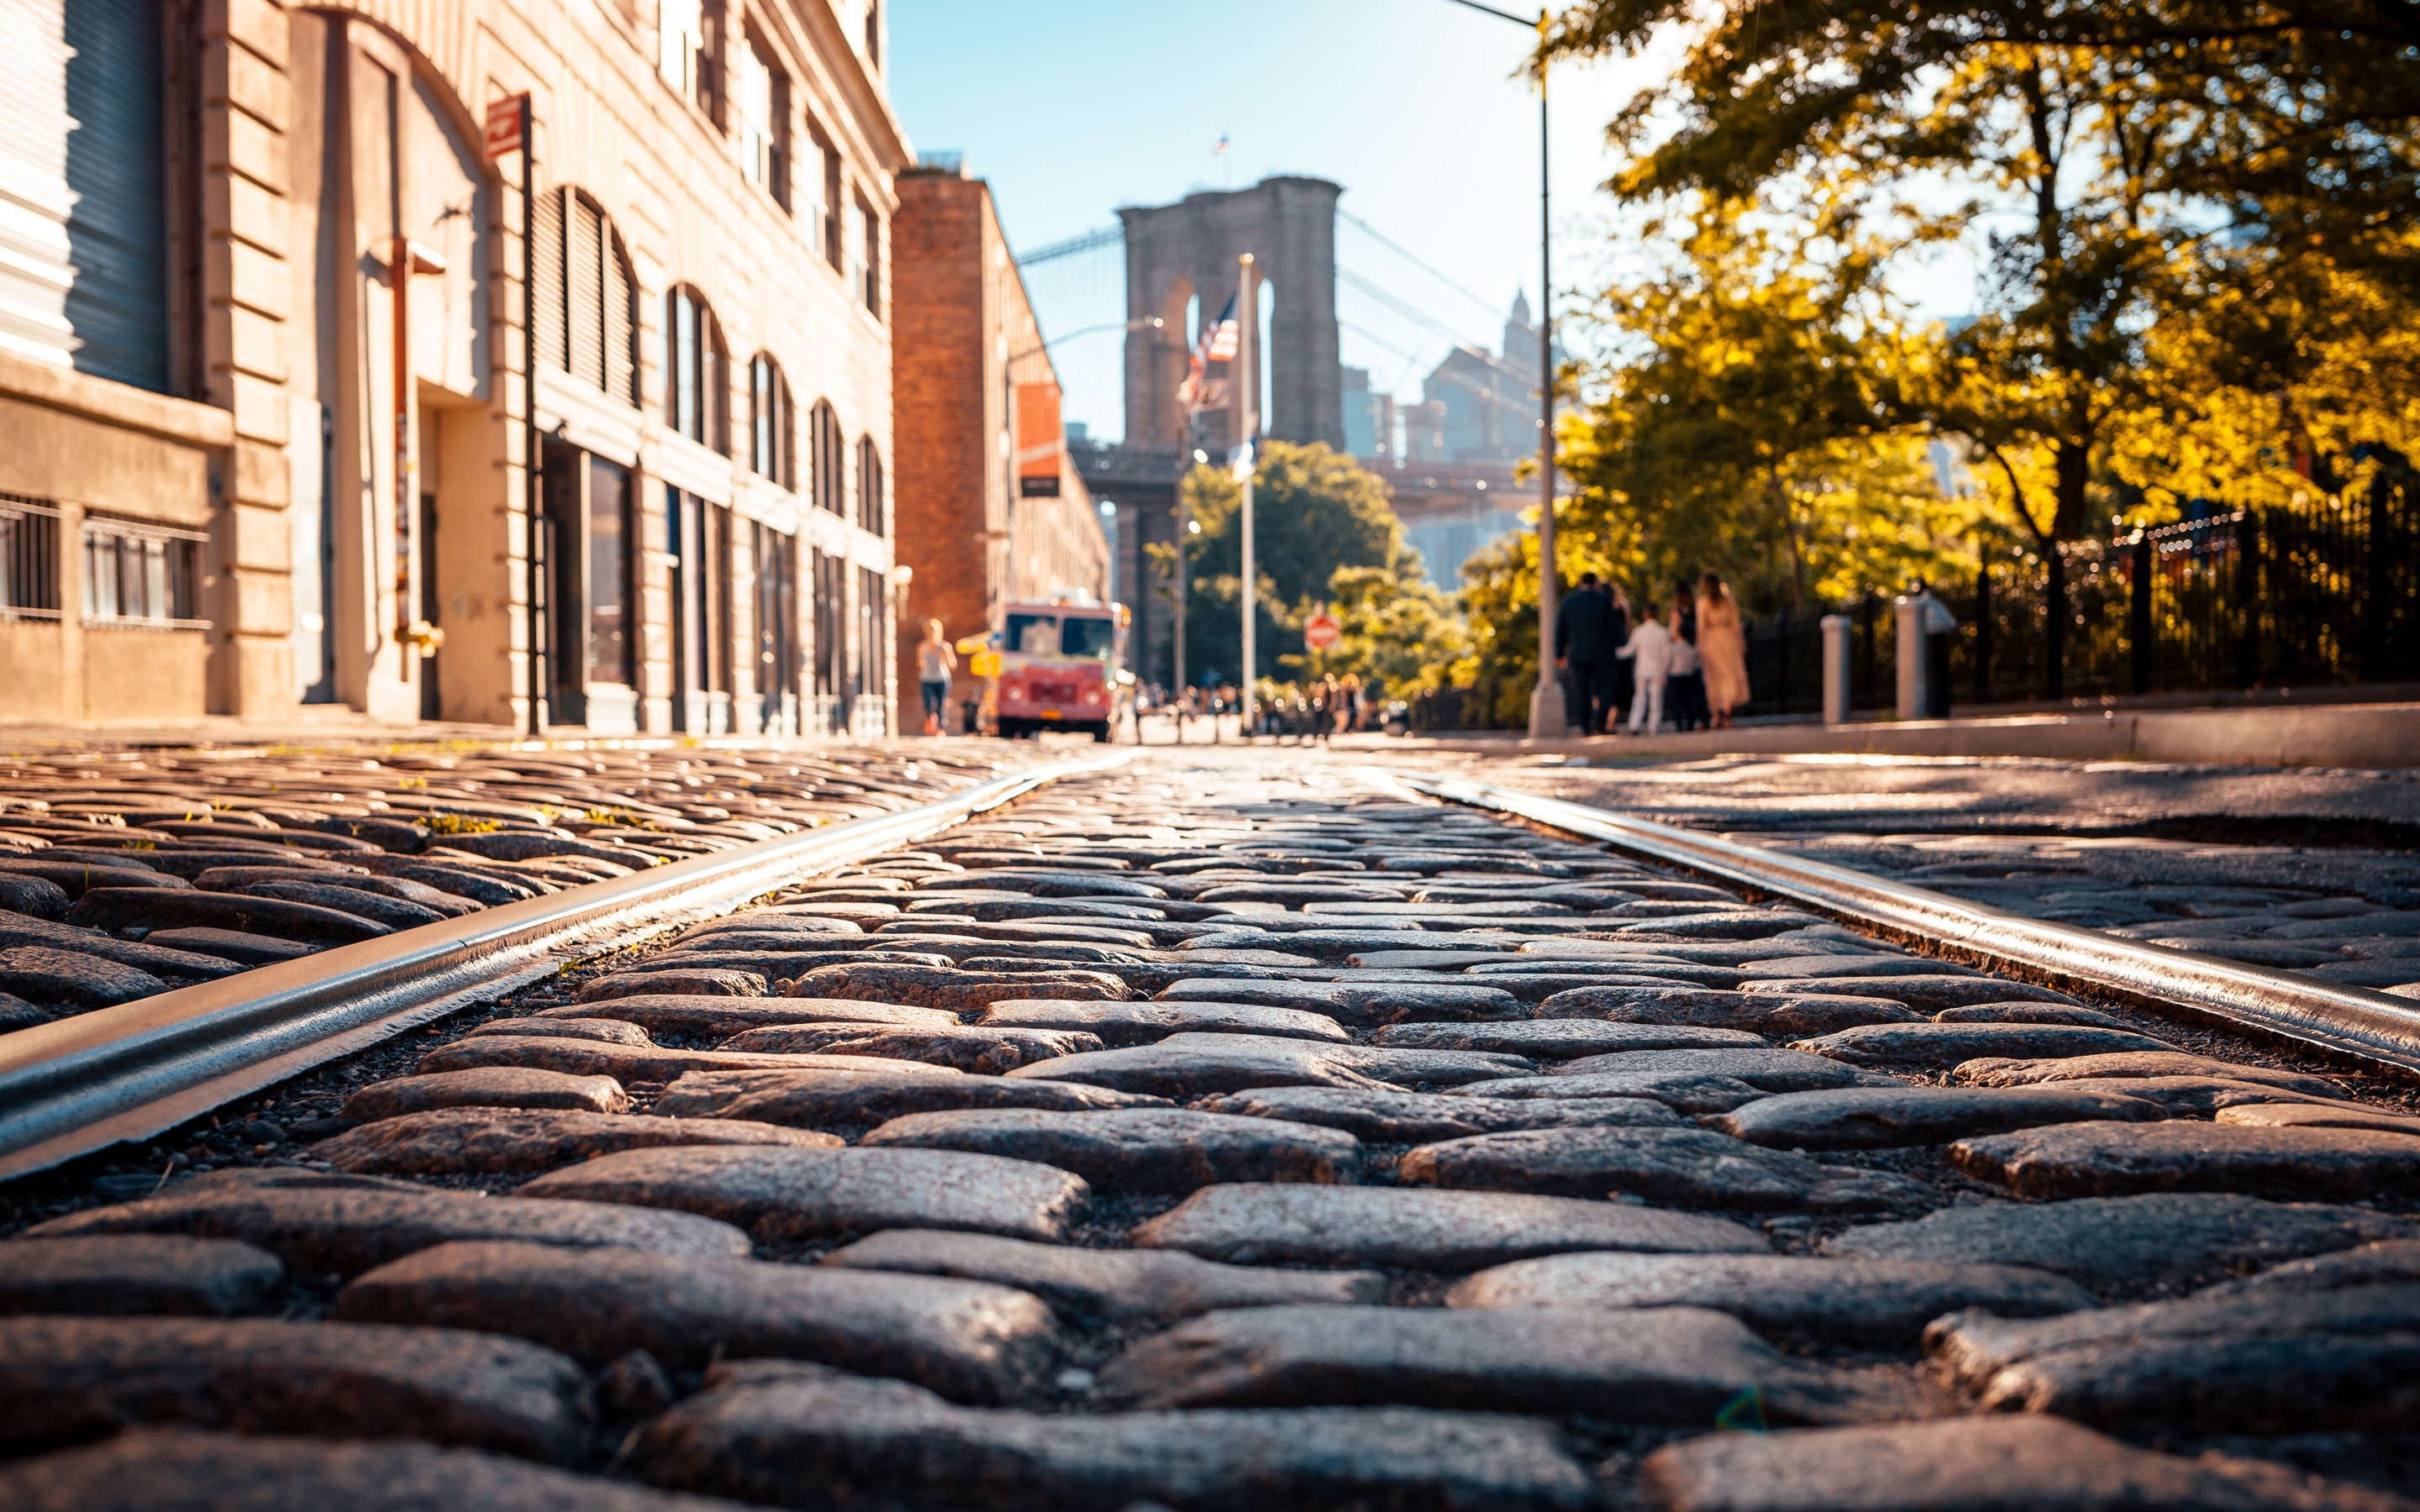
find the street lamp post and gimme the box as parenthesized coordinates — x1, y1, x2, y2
(1235, 252, 1258, 738)
(1442, 0, 1565, 738)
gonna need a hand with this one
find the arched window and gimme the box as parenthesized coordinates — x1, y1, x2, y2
(855, 436, 884, 535)
(749, 355, 793, 487)
(531, 188, 638, 406)
(667, 286, 729, 454)
(809, 400, 844, 515)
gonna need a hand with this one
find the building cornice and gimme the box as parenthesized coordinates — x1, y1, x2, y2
(0, 352, 234, 451)
(786, 0, 912, 173)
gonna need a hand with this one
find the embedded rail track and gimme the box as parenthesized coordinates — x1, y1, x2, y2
(0, 748, 2416, 1510)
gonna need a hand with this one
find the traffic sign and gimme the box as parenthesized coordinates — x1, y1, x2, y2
(1303, 613, 1341, 650)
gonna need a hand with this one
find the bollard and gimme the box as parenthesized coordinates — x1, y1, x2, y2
(1893, 596, 1926, 720)
(1820, 615, 1853, 727)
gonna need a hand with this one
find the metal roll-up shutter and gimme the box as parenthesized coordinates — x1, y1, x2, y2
(605, 228, 634, 406)
(568, 192, 603, 391)
(0, 2, 78, 369)
(532, 185, 566, 374)
(59, 0, 167, 391)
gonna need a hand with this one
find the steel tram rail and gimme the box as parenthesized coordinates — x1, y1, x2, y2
(0, 751, 1133, 1180)
(1381, 769, 2420, 1080)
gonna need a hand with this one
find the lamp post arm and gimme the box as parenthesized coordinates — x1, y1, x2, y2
(1436, 0, 1533, 26)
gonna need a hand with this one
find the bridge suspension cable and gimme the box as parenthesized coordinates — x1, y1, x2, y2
(1018, 224, 1123, 266)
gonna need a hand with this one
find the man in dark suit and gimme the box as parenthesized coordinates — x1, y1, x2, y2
(1555, 572, 1622, 734)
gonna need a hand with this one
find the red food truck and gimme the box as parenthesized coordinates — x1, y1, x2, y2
(969, 599, 1133, 741)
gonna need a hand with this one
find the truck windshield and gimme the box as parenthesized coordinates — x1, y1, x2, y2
(1005, 613, 1115, 660)
(1059, 617, 1117, 659)
(1005, 615, 1059, 656)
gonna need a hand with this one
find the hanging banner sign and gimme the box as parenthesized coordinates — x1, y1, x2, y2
(1015, 382, 1064, 497)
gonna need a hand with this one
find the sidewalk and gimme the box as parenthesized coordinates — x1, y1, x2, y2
(1331, 700, 2420, 769)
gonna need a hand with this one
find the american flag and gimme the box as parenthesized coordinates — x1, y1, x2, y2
(1179, 292, 1239, 411)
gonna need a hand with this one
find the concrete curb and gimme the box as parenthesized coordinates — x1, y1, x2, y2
(1345, 701, 2420, 769)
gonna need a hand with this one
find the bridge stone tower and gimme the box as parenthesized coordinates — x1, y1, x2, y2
(1121, 176, 1344, 456)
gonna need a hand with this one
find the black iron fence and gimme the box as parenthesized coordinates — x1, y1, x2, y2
(1734, 466, 2420, 716)
(1411, 465, 2418, 728)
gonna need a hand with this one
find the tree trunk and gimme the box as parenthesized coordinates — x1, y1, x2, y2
(2044, 435, 2093, 702)
(2044, 544, 2067, 701)
(1770, 470, 1806, 610)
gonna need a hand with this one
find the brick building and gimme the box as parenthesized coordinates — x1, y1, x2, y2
(891, 163, 1108, 727)
(0, 0, 905, 735)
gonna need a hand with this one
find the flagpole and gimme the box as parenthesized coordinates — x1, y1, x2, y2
(1236, 253, 1257, 738)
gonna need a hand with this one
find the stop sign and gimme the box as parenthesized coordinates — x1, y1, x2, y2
(1303, 613, 1341, 650)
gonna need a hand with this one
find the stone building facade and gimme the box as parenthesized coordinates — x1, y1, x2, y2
(892, 165, 1107, 727)
(0, 0, 905, 735)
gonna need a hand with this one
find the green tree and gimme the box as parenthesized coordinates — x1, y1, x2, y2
(1560, 207, 1952, 612)
(1145, 440, 1462, 696)
(1547, 0, 2420, 695)
(1549, 2, 2212, 691)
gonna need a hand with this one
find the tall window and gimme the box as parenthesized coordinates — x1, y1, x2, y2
(735, 32, 790, 209)
(532, 188, 639, 405)
(753, 521, 797, 727)
(750, 355, 794, 488)
(856, 564, 886, 702)
(855, 436, 885, 535)
(668, 286, 729, 454)
(811, 546, 845, 700)
(819, 144, 844, 270)
(809, 401, 844, 515)
(661, 0, 725, 123)
(857, 197, 882, 316)
(586, 457, 634, 686)
(659, 0, 701, 99)
(864, 0, 881, 68)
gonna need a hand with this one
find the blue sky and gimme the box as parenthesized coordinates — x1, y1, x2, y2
(889, 0, 1676, 443)
(888, 3, 1975, 443)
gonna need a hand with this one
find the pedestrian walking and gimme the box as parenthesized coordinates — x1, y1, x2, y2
(1617, 601, 1674, 735)
(917, 619, 955, 736)
(1554, 571, 1621, 735)
(1666, 588, 1707, 732)
(1607, 585, 1634, 730)
(1697, 572, 1749, 729)
(1339, 673, 1363, 734)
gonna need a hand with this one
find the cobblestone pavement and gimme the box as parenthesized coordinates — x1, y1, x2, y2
(0, 745, 1019, 1031)
(2, 746, 2418, 1508)
(1473, 753, 2420, 1000)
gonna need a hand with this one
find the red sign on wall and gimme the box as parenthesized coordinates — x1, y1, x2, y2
(485, 94, 529, 160)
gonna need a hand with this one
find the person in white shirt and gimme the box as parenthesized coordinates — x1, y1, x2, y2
(1665, 590, 1705, 731)
(1616, 602, 1674, 735)
(917, 620, 956, 736)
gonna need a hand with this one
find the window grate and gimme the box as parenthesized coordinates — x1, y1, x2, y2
(81, 515, 206, 626)
(0, 495, 62, 619)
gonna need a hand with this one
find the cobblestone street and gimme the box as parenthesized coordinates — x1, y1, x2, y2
(0, 740, 2416, 1507)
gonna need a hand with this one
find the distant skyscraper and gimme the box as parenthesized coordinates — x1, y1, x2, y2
(1409, 294, 1558, 465)
(1339, 366, 1395, 465)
